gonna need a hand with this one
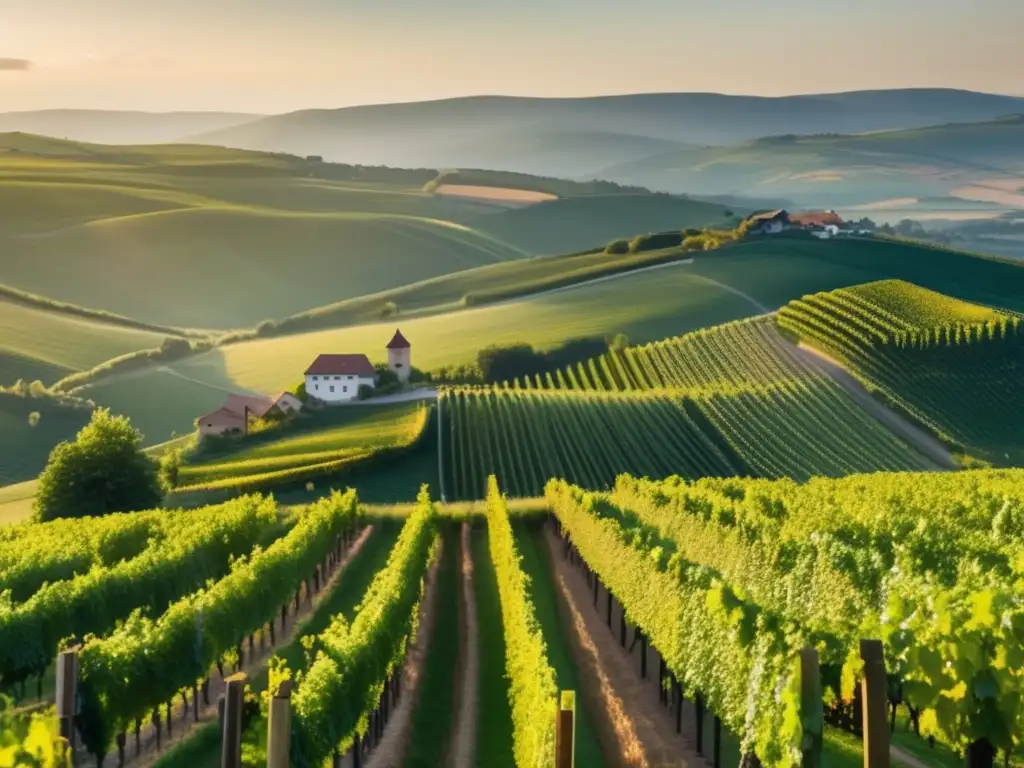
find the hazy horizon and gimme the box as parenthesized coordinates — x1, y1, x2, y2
(3, 0, 1023, 113)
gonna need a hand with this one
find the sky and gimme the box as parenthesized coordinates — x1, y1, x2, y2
(2, 0, 1023, 113)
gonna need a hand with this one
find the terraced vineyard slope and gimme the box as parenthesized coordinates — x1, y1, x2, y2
(778, 279, 1024, 464)
(441, 316, 931, 499)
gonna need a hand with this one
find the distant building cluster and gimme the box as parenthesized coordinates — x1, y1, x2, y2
(196, 329, 412, 438)
(744, 209, 868, 239)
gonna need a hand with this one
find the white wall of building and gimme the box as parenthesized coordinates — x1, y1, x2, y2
(306, 374, 376, 403)
(388, 347, 412, 382)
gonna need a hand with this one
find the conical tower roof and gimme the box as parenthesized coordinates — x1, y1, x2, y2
(386, 328, 411, 349)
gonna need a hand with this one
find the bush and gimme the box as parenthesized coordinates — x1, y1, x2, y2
(628, 231, 683, 254)
(604, 239, 629, 255)
(374, 364, 400, 388)
(35, 409, 163, 521)
(380, 301, 399, 318)
(27, 411, 41, 427)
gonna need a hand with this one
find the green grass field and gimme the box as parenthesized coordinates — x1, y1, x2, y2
(78, 264, 761, 444)
(0, 133, 733, 330)
(177, 402, 427, 486)
(0, 297, 177, 385)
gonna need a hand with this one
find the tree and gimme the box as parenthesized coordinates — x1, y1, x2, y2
(34, 409, 163, 521)
(380, 301, 399, 318)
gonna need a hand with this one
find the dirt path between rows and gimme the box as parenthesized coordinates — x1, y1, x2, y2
(76, 526, 375, 768)
(363, 536, 444, 768)
(794, 342, 957, 470)
(542, 525, 705, 768)
(450, 523, 480, 768)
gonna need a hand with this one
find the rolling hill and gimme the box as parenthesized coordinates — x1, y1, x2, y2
(72, 235, 1024, 451)
(779, 280, 1024, 464)
(186, 89, 1024, 177)
(0, 110, 261, 145)
(599, 115, 1024, 206)
(0, 134, 731, 328)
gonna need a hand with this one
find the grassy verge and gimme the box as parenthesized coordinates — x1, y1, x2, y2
(471, 526, 515, 768)
(403, 526, 460, 766)
(512, 523, 604, 767)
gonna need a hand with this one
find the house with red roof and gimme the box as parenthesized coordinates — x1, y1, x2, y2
(195, 393, 278, 438)
(304, 353, 377, 403)
(305, 329, 413, 402)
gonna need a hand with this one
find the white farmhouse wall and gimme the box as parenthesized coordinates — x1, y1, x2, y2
(388, 347, 412, 382)
(305, 374, 376, 403)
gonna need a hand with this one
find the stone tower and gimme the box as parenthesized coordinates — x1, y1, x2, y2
(386, 328, 411, 382)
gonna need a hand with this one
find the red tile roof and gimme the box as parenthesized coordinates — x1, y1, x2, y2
(195, 407, 247, 428)
(304, 354, 376, 377)
(223, 393, 275, 418)
(386, 329, 411, 350)
(790, 210, 844, 227)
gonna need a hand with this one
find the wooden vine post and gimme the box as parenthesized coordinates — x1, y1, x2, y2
(56, 646, 80, 754)
(267, 680, 293, 768)
(860, 640, 890, 768)
(800, 647, 823, 768)
(555, 691, 576, 768)
(221, 673, 248, 768)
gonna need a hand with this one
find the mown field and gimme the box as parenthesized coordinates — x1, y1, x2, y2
(0, 298, 181, 385)
(77, 264, 762, 445)
(0, 133, 732, 329)
(168, 401, 433, 500)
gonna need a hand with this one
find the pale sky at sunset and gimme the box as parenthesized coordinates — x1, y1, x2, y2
(2, 0, 1023, 113)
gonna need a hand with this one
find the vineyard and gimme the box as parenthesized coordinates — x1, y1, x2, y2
(165, 403, 433, 506)
(546, 468, 1024, 767)
(441, 316, 933, 499)
(2, 471, 1023, 767)
(778, 279, 1024, 464)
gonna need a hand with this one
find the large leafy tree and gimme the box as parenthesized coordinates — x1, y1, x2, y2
(34, 409, 163, 521)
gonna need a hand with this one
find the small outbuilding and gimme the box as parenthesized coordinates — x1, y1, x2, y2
(196, 393, 276, 438)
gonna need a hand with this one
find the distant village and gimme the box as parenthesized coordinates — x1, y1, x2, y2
(196, 329, 412, 438)
(743, 209, 870, 238)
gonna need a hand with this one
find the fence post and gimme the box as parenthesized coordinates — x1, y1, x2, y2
(695, 692, 705, 755)
(56, 647, 79, 754)
(713, 715, 722, 768)
(221, 673, 247, 768)
(555, 691, 576, 768)
(860, 640, 890, 768)
(800, 647, 823, 768)
(267, 679, 292, 768)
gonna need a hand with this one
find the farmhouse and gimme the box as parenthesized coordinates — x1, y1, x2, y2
(304, 354, 377, 403)
(745, 209, 791, 235)
(196, 393, 278, 438)
(790, 210, 845, 228)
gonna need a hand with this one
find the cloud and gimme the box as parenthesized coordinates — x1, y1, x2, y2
(0, 58, 32, 72)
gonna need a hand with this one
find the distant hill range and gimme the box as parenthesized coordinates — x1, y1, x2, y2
(179, 88, 1024, 179)
(0, 110, 261, 145)
(600, 114, 1024, 206)
(2, 89, 1023, 178)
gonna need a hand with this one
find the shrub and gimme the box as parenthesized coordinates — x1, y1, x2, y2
(27, 411, 41, 427)
(604, 239, 629, 255)
(629, 231, 684, 253)
(35, 409, 163, 521)
(380, 301, 399, 318)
